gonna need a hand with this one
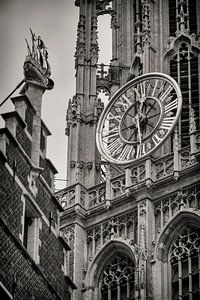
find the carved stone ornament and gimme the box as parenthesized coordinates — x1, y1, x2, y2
(27, 169, 39, 196)
(77, 161, 84, 169)
(96, 0, 113, 15)
(87, 161, 93, 170)
(70, 160, 76, 168)
(95, 162, 101, 171)
(23, 30, 54, 90)
(99, 253, 135, 295)
(62, 227, 75, 248)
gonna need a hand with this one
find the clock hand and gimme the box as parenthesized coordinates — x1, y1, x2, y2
(139, 96, 146, 113)
(135, 115, 142, 144)
(121, 122, 136, 132)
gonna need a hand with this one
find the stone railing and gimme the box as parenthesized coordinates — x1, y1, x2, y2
(55, 182, 106, 210)
(88, 182, 106, 208)
(55, 130, 200, 210)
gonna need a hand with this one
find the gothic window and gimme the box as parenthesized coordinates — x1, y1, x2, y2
(99, 252, 135, 300)
(170, 44, 199, 147)
(22, 200, 40, 263)
(168, 0, 200, 147)
(169, 226, 200, 300)
(169, 0, 198, 36)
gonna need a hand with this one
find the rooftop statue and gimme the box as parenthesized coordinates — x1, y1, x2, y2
(23, 29, 54, 90)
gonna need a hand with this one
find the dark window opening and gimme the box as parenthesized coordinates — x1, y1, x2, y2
(170, 226, 200, 300)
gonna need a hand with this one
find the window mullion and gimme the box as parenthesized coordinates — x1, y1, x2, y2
(117, 283, 120, 300)
(177, 52, 181, 145)
(188, 253, 193, 300)
(127, 279, 130, 299)
(187, 51, 192, 110)
(178, 258, 183, 299)
(186, 0, 189, 30)
(198, 251, 200, 297)
(176, 0, 178, 33)
(108, 287, 111, 300)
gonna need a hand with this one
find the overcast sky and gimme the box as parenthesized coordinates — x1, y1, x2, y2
(0, 0, 111, 190)
(0, 0, 79, 190)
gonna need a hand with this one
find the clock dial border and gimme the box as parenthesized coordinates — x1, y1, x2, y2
(96, 72, 182, 165)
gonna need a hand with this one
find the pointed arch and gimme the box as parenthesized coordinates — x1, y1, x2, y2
(153, 209, 200, 299)
(156, 209, 200, 263)
(83, 239, 136, 300)
(162, 0, 200, 148)
(85, 239, 136, 288)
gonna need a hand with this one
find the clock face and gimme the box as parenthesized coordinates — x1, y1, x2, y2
(96, 72, 182, 165)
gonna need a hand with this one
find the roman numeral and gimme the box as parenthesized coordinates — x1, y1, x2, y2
(160, 116, 176, 130)
(160, 86, 173, 102)
(164, 98, 178, 115)
(139, 81, 146, 98)
(107, 138, 124, 154)
(116, 94, 132, 111)
(151, 79, 159, 96)
(152, 134, 163, 146)
(157, 84, 165, 97)
(118, 144, 134, 161)
(102, 126, 119, 139)
(136, 143, 146, 158)
(108, 113, 122, 123)
(146, 82, 152, 95)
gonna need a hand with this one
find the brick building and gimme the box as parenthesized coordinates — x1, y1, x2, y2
(56, 0, 200, 299)
(0, 34, 75, 299)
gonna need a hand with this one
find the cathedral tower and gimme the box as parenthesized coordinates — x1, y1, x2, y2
(57, 1, 200, 299)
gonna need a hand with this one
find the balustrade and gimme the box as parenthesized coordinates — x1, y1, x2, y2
(55, 136, 200, 208)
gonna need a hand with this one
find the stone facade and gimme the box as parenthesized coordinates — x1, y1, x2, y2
(59, 0, 200, 299)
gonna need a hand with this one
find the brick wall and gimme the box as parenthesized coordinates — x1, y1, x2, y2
(16, 122, 32, 158)
(0, 161, 23, 237)
(6, 138, 31, 190)
(0, 220, 71, 300)
(40, 221, 69, 296)
(40, 156, 52, 187)
(0, 124, 72, 299)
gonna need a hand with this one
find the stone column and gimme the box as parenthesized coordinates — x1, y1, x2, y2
(25, 83, 45, 167)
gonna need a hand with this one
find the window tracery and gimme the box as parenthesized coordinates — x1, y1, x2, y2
(86, 212, 136, 262)
(170, 42, 199, 147)
(169, 226, 200, 299)
(99, 252, 135, 300)
(154, 184, 200, 240)
(167, 0, 200, 148)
